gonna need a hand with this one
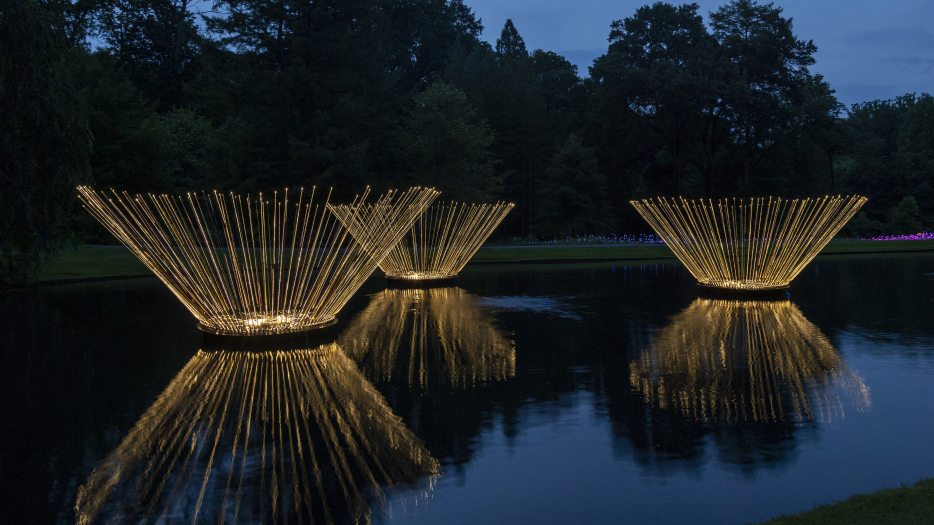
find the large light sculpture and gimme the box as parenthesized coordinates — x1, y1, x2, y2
(629, 298, 871, 423)
(630, 195, 867, 291)
(340, 287, 516, 388)
(331, 200, 514, 282)
(77, 186, 439, 335)
(75, 345, 439, 524)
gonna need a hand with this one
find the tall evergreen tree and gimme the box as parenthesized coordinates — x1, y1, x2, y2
(534, 135, 613, 237)
(495, 19, 527, 61)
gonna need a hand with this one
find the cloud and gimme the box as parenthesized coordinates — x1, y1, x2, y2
(840, 27, 934, 48)
(881, 56, 934, 74)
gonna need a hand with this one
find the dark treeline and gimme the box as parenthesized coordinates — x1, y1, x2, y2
(2, 0, 933, 285)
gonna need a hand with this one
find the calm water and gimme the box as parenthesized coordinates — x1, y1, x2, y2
(2, 253, 934, 524)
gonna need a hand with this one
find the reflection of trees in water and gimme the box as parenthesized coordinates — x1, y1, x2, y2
(0, 283, 199, 525)
(76, 345, 438, 524)
(796, 255, 934, 349)
(629, 299, 871, 424)
(339, 287, 515, 389)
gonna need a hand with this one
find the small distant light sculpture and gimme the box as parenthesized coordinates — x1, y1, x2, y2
(629, 298, 871, 423)
(340, 287, 516, 388)
(331, 200, 514, 282)
(630, 195, 867, 291)
(77, 186, 439, 335)
(75, 345, 439, 524)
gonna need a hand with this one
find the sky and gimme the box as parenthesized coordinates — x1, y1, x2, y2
(464, 0, 934, 106)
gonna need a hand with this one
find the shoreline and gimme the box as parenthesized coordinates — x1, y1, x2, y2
(20, 239, 934, 288)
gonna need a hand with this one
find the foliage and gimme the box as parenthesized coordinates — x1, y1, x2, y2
(838, 94, 934, 231)
(4, 0, 934, 285)
(887, 196, 923, 234)
(534, 135, 612, 237)
(402, 83, 499, 201)
(0, 0, 91, 286)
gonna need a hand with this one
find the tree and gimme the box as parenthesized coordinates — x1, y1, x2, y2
(93, 0, 203, 108)
(534, 135, 613, 237)
(838, 94, 934, 231)
(710, 0, 820, 190)
(495, 19, 527, 62)
(888, 196, 923, 234)
(590, 2, 715, 195)
(895, 94, 934, 221)
(70, 51, 170, 191)
(401, 82, 500, 201)
(0, 0, 91, 286)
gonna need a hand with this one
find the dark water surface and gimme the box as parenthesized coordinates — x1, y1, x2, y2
(2, 253, 933, 524)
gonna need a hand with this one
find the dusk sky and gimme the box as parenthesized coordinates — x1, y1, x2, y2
(465, 0, 934, 106)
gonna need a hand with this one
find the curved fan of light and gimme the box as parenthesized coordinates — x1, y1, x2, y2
(331, 201, 514, 281)
(78, 186, 439, 334)
(75, 345, 439, 524)
(340, 287, 516, 388)
(630, 195, 866, 290)
(630, 298, 871, 423)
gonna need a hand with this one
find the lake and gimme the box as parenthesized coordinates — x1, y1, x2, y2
(2, 253, 933, 524)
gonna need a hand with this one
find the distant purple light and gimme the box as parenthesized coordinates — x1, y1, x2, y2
(868, 232, 934, 241)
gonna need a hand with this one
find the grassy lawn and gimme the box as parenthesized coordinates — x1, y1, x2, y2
(759, 478, 934, 525)
(40, 244, 150, 282)
(472, 238, 934, 263)
(36, 238, 934, 283)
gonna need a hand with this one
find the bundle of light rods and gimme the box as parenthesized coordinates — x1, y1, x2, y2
(630, 195, 867, 291)
(332, 200, 514, 281)
(77, 185, 439, 335)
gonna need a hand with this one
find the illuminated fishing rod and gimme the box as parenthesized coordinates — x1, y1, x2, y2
(75, 345, 439, 524)
(77, 186, 439, 335)
(630, 195, 867, 291)
(339, 287, 516, 388)
(331, 201, 514, 282)
(629, 298, 871, 423)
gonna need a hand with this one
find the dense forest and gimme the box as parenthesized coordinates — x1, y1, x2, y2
(2, 0, 933, 285)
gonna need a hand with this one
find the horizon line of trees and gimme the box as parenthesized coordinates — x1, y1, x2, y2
(2, 0, 933, 286)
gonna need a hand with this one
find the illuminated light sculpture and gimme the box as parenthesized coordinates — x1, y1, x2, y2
(629, 298, 871, 423)
(629, 195, 867, 291)
(77, 186, 439, 335)
(75, 345, 439, 524)
(340, 287, 516, 388)
(331, 200, 514, 282)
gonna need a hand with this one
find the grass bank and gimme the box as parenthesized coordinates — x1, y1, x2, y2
(36, 238, 934, 283)
(759, 478, 934, 524)
(471, 238, 934, 263)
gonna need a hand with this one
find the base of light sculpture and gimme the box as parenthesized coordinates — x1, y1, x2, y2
(698, 281, 790, 299)
(385, 272, 458, 288)
(197, 315, 338, 337)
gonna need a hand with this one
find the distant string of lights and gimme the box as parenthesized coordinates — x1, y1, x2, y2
(78, 186, 438, 335)
(630, 195, 867, 290)
(333, 201, 514, 281)
(629, 298, 871, 423)
(75, 346, 439, 524)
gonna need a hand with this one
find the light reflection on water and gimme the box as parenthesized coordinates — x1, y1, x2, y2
(76, 346, 438, 524)
(630, 298, 871, 424)
(339, 287, 516, 389)
(2, 253, 934, 524)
